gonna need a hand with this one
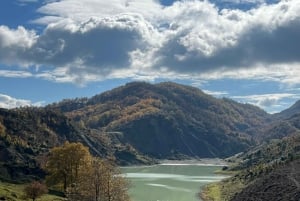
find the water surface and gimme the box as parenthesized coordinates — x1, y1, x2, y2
(122, 163, 227, 201)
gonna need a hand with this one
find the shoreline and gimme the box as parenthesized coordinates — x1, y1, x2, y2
(200, 183, 221, 201)
(159, 158, 228, 166)
(121, 158, 228, 168)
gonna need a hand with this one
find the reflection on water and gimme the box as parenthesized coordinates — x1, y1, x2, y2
(122, 164, 227, 201)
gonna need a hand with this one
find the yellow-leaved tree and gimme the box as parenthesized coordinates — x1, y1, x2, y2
(78, 158, 131, 201)
(45, 141, 92, 192)
(45, 142, 131, 201)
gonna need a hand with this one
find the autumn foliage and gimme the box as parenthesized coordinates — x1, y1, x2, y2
(45, 142, 130, 201)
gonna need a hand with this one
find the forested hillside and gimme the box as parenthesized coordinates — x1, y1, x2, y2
(0, 107, 150, 182)
(202, 115, 300, 201)
(0, 107, 83, 182)
(49, 82, 271, 159)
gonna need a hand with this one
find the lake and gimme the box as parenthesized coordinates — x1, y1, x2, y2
(122, 162, 227, 201)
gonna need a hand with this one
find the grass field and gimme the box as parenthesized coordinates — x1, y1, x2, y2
(0, 182, 65, 201)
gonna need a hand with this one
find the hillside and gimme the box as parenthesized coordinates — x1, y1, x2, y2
(228, 132, 300, 201)
(49, 82, 271, 159)
(0, 107, 84, 182)
(204, 153, 300, 201)
(229, 113, 300, 170)
(202, 117, 300, 201)
(0, 107, 151, 182)
(231, 158, 300, 201)
(275, 100, 300, 119)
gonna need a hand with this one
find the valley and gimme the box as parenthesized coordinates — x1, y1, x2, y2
(1, 81, 300, 201)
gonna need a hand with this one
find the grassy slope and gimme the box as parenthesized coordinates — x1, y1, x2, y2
(0, 182, 64, 201)
(201, 173, 247, 201)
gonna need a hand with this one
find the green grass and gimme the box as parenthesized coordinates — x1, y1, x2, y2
(201, 176, 247, 201)
(201, 183, 222, 201)
(214, 169, 238, 175)
(0, 182, 65, 201)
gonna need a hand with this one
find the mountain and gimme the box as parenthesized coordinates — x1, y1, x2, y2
(49, 82, 271, 159)
(276, 100, 300, 119)
(255, 113, 300, 142)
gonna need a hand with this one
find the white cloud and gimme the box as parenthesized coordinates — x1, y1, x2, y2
(34, 0, 163, 24)
(17, 0, 39, 5)
(0, 94, 44, 109)
(153, 0, 300, 72)
(232, 93, 300, 112)
(192, 63, 300, 85)
(220, 0, 266, 4)
(0, 26, 36, 49)
(0, 70, 33, 78)
(0, 0, 300, 85)
(18, 0, 38, 2)
(203, 89, 229, 96)
(0, 26, 37, 66)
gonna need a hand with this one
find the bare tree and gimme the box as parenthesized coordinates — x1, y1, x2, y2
(23, 181, 48, 201)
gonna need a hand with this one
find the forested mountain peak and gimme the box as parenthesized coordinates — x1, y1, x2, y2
(48, 82, 272, 159)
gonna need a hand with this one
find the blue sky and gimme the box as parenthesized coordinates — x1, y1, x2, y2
(0, 0, 300, 113)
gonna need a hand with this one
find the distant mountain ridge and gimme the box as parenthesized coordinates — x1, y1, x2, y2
(276, 100, 300, 119)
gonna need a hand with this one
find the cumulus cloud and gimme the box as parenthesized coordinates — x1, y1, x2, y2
(0, 0, 300, 85)
(153, 0, 300, 73)
(33, 16, 152, 67)
(0, 94, 44, 109)
(0, 26, 37, 66)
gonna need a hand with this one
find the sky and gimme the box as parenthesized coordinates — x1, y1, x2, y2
(0, 0, 300, 113)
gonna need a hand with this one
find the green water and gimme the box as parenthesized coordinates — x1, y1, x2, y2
(122, 164, 227, 201)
